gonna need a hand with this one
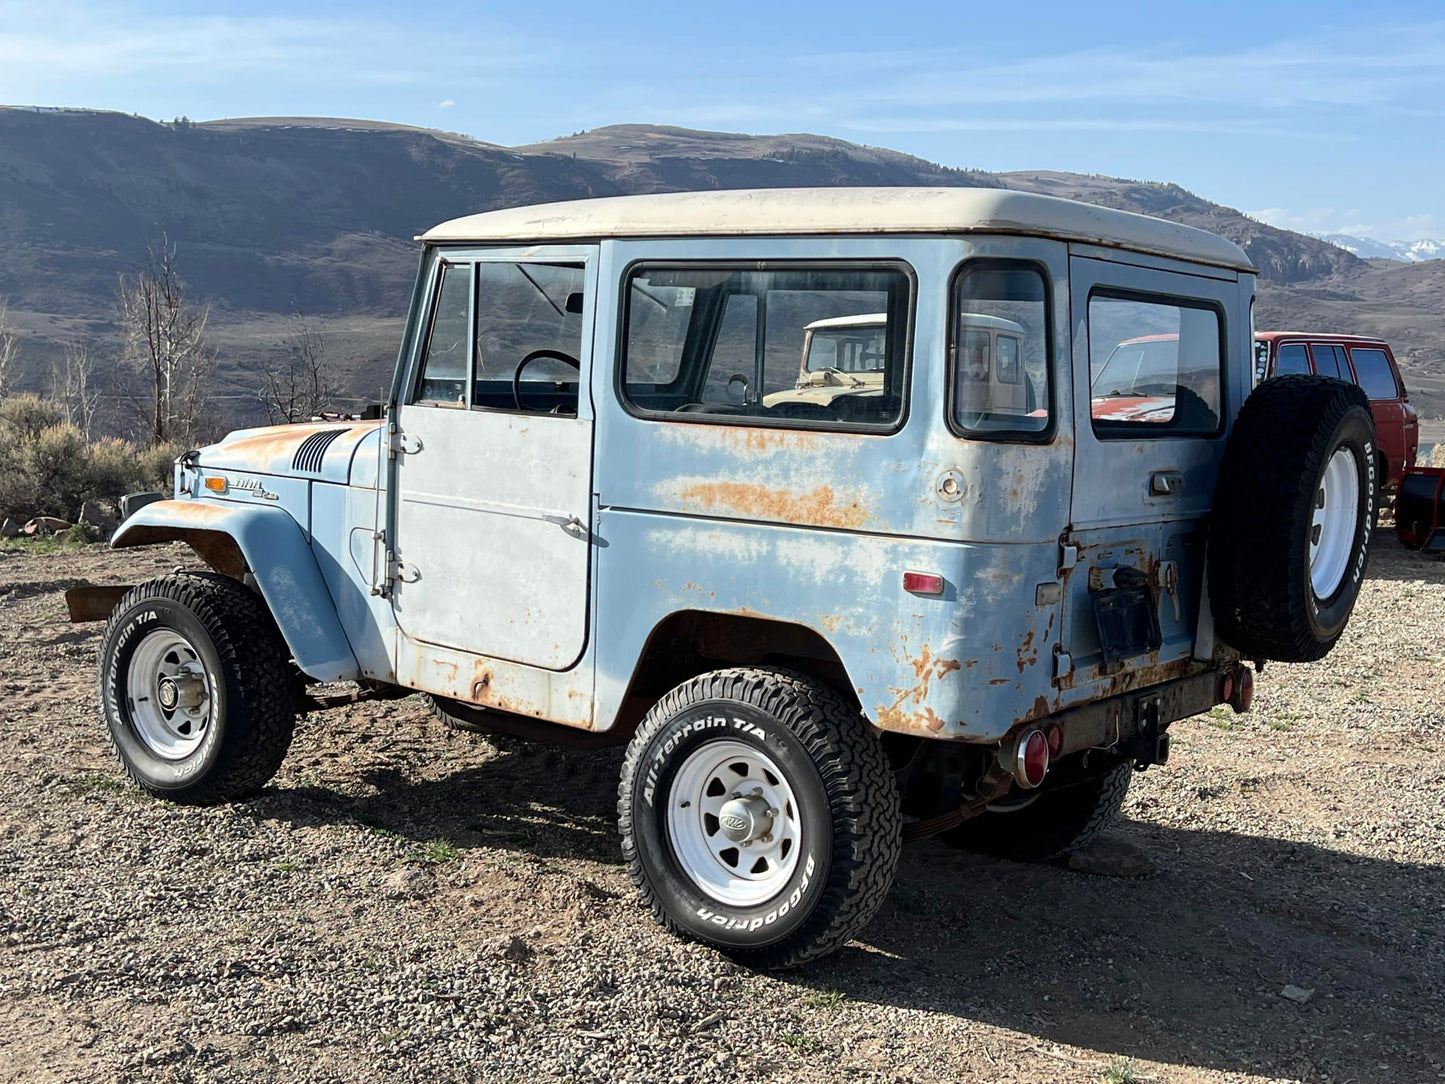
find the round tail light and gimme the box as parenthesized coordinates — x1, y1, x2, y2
(1014, 730, 1050, 789)
(1230, 667, 1255, 714)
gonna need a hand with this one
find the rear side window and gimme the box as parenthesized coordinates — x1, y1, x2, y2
(1089, 293, 1223, 436)
(950, 261, 1052, 440)
(1275, 343, 1310, 375)
(1348, 347, 1401, 399)
(620, 264, 911, 430)
(1311, 343, 1347, 379)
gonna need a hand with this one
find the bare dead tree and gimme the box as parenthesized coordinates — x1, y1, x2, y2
(261, 312, 337, 424)
(115, 238, 214, 444)
(49, 340, 101, 439)
(0, 300, 20, 400)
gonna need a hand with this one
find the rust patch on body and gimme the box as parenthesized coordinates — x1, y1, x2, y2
(213, 422, 368, 467)
(1017, 628, 1039, 673)
(676, 482, 868, 529)
(875, 646, 963, 735)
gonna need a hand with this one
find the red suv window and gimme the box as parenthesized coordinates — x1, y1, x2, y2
(1348, 347, 1401, 400)
(1310, 344, 1347, 380)
(1275, 343, 1310, 375)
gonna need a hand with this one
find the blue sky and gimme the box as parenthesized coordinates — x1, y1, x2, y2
(2, 0, 1443, 240)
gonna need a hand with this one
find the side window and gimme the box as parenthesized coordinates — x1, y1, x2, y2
(1348, 347, 1402, 400)
(473, 262, 585, 415)
(950, 261, 1051, 439)
(1275, 343, 1310, 375)
(1311, 343, 1345, 379)
(1089, 293, 1223, 435)
(415, 264, 472, 405)
(620, 264, 911, 430)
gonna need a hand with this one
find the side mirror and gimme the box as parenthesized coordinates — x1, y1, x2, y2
(726, 373, 750, 405)
(564, 292, 585, 315)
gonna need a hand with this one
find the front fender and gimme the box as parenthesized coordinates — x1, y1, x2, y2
(112, 499, 362, 682)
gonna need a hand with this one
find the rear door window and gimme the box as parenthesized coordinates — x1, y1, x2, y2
(1089, 293, 1223, 435)
(1275, 343, 1310, 375)
(1347, 347, 1401, 400)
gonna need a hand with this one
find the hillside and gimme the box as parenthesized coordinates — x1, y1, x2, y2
(1, 109, 1438, 428)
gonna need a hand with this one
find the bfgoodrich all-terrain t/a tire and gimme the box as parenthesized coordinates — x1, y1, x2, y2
(98, 572, 296, 804)
(1209, 375, 1376, 663)
(618, 668, 901, 969)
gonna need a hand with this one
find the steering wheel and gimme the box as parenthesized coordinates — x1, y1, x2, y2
(512, 349, 581, 411)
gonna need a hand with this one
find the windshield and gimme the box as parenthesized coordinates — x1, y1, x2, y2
(804, 325, 887, 373)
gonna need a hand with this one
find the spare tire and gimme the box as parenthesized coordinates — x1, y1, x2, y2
(1209, 375, 1377, 662)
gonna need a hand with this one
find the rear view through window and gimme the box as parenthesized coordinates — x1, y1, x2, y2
(621, 265, 910, 429)
(950, 262, 1052, 439)
(1089, 294, 1222, 434)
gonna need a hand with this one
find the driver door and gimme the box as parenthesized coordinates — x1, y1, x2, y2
(391, 247, 598, 671)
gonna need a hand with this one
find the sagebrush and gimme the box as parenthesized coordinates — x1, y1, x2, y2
(0, 396, 181, 520)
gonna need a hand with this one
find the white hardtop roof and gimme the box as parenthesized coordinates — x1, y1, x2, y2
(805, 313, 886, 331)
(958, 313, 1026, 333)
(422, 187, 1254, 272)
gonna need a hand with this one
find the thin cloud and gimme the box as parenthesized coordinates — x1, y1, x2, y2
(437, 100, 455, 109)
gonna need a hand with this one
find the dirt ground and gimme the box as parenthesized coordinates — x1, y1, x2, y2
(0, 535, 1441, 1084)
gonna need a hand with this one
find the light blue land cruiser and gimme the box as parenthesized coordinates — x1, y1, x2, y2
(75, 188, 1377, 967)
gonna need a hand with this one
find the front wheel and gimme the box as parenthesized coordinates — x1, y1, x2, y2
(98, 572, 297, 804)
(618, 668, 900, 969)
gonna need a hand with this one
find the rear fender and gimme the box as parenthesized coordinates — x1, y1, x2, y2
(111, 499, 361, 681)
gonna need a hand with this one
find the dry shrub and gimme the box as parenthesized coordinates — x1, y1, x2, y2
(0, 395, 181, 520)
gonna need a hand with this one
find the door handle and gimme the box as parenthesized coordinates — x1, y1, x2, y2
(1149, 470, 1185, 497)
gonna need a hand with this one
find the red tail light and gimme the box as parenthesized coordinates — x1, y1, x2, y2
(1229, 667, 1254, 714)
(1014, 729, 1050, 789)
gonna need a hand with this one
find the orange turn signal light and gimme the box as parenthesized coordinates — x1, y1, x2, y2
(203, 476, 227, 492)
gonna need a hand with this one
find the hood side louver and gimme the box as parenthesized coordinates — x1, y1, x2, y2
(292, 428, 346, 474)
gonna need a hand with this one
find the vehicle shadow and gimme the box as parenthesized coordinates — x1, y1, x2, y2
(1362, 529, 1445, 582)
(818, 822, 1444, 1084)
(252, 739, 1444, 1083)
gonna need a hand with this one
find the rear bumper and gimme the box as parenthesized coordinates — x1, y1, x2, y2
(1042, 666, 1236, 762)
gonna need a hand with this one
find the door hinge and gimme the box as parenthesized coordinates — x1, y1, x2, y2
(1053, 646, 1073, 682)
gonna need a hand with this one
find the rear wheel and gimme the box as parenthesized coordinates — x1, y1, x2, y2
(618, 667, 900, 969)
(941, 761, 1133, 862)
(98, 572, 296, 804)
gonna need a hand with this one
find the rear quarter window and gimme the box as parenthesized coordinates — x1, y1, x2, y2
(1347, 347, 1401, 400)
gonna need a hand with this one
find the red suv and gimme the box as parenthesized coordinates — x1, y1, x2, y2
(1255, 333, 1418, 489)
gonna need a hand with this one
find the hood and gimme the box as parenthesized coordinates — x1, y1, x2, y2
(193, 420, 383, 485)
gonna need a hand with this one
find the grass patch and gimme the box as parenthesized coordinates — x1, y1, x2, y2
(3, 526, 97, 554)
(1104, 1058, 1142, 1084)
(273, 861, 300, 873)
(1350, 687, 1371, 704)
(351, 813, 405, 840)
(1205, 710, 1239, 732)
(802, 989, 847, 1010)
(420, 838, 460, 865)
(779, 1033, 824, 1052)
(68, 773, 140, 799)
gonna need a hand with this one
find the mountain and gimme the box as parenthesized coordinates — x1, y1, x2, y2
(1, 109, 1440, 429)
(1320, 233, 1445, 263)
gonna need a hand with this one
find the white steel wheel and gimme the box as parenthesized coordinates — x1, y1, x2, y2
(1309, 446, 1360, 600)
(126, 629, 213, 760)
(666, 740, 801, 907)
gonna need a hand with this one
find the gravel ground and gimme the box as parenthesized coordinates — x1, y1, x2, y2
(1, 536, 1442, 1084)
